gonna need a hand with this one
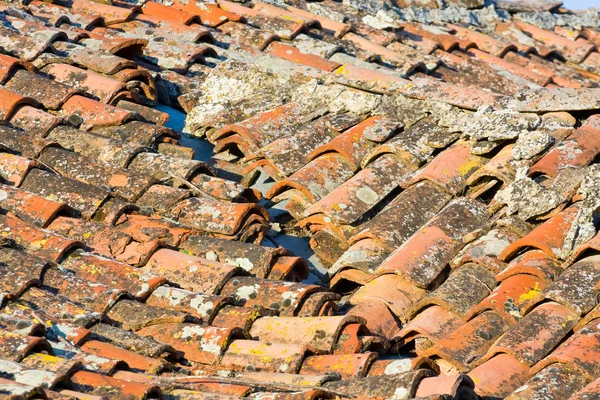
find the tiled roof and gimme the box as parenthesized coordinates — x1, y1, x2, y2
(0, 0, 599, 398)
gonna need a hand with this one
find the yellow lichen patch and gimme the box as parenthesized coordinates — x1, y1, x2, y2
(334, 65, 348, 75)
(518, 282, 541, 303)
(29, 238, 48, 250)
(458, 157, 484, 176)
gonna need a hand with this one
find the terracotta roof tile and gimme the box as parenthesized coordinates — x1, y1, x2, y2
(70, 370, 160, 399)
(448, 24, 518, 57)
(300, 353, 376, 379)
(467, 353, 530, 398)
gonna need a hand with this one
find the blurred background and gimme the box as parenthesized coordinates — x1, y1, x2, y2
(562, 0, 600, 10)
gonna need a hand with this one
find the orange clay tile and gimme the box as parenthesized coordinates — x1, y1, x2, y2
(111, 371, 254, 396)
(395, 30, 440, 54)
(467, 353, 530, 398)
(395, 305, 464, 350)
(267, 42, 341, 72)
(50, 41, 136, 75)
(210, 102, 302, 153)
(147, 286, 230, 322)
(346, 181, 451, 253)
(72, 0, 138, 24)
(411, 263, 496, 317)
(505, 363, 588, 400)
(77, 30, 148, 57)
(400, 23, 468, 52)
(267, 153, 356, 206)
(524, 255, 600, 318)
(211, 306, 275, 333)
(136, 323, 243, 364)
(61, 251, 166, 299)
(500, 205, 579, 261)
(9, 105, 63, 137)
(368, 358, 433, 376)
(554, 25, 582, 40)
(415, 374, 476, 399)
(503, 51, 573, 85)
(70, 370, 161, 400)
(0, 331, 52, 362)
(515, 21, 596, 63)
(574, 302, 600, 332)
(220, 277, 322, 316)
(253, 1, 315, 26)
(0, 246, 47, 295)
(286, 5, 350, 37)
(324, 369, 437, 398)
(420, 310, 511, 372)
(42, 63, 128, 105)
(0, 54, 34, 85)
(570, 376, 600, 400)
(530, 120, 600, 178)
(408, 141, 488, 196)
(171, 0, 243, 27)
(530, 318, 600, 380)
(349, 274, 427, 323)
(5, 69, 79, 111)
(344, 299, 402, 339)
(496, 250, 560, 283)
(466, 48, 551, 86)
(80, 340, 166, 374)
(307, 116, 381, 169)
(43, 268, 127, 314)
(0, 153, 36, 187)
(479, 302, 578, 367)
(564, 230, 600, 267)
(448, 24, 517, 56)
(583, 27, 600, 45)
(0, 213, 82, 262)
(466, 144, 516, 197)
(0, 86, 36, 120)
(19, 287, 102, 329)
(142, 1, 199, 25)
(0, 377, 46, 398)
(19, 353, 82, 379)
(451, 228, 519, 274)
(0, 185, 65, 228)
(179, 235, 305, 280)
(301, 155, 413, 230)
(343, 32, 424, 76)
(171, 198, 269, 237)
(328, 240, 388, 284)
(372, 198, 488, 289)
(220, 339, 306, 373)
(511, 88, 600, 112)
(143, 248, 238, 295)
(404, 77, 506, 111)
(249, 315, 364, 354)
(114, 214, 192, 247)
(299, 353, 377, 380)
(214, 0, 261, 17)
(333, 63, 411, 89)
(60, 95, 134, 130)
